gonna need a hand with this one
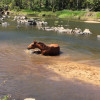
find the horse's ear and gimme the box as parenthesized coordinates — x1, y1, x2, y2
(33, 40, 37, 44)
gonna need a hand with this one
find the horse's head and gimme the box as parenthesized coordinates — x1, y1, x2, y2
(27, 41, 37, 50)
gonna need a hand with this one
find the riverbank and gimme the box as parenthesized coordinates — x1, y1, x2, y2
(10, 9, 100, 22)
(47, 61, 100, 86)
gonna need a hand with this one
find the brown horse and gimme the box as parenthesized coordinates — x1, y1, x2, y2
(27, 41, 60, 55)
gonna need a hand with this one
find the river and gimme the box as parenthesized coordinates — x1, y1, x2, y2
(0, 17, 100, 100)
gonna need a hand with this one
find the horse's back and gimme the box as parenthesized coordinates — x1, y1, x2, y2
(39, 42, 60, 55)
(48, 44, 59, 48)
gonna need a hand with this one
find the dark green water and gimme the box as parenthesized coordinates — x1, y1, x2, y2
(0, 18, 100, 100)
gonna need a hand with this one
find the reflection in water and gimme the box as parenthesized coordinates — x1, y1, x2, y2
(0, 18, 100, 100)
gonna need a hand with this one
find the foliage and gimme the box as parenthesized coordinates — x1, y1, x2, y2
(0, 0, 100, 11)
(0, 96, 8, 100)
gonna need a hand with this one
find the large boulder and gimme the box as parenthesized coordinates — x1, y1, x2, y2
(83, 29, 92, 34)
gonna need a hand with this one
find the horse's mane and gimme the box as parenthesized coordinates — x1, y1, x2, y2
(38, 42, 47, 49)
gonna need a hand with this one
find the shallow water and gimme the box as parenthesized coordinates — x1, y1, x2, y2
(0, 17, 100, 100)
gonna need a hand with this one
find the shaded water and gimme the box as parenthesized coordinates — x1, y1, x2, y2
(0, 17, 100, 100)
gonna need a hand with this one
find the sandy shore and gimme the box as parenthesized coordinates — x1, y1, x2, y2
(84, 20, 100, 23)
(48, 61, 100, 86)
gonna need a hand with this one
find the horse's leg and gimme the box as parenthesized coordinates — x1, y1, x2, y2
(42, 50, 49, 55)
(41, 50, 46, 55)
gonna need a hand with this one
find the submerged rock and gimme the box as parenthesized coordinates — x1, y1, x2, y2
(2, 22, 9, 27)
(83, 29, 92, 34)
(97, 35, 100, 39)
(73, 28, 83, 34)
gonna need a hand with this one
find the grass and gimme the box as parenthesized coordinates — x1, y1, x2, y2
(11, 9, 38, 15)
(10, 9, 100, 21)
(96, 12, 100, 18)
(37, 11, 56, 16)
(11, 9, 56, 17)
(11, 9, 86, 17)
(56, 10, 86, 18)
